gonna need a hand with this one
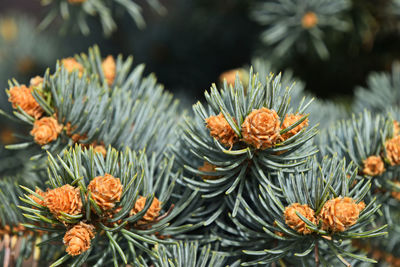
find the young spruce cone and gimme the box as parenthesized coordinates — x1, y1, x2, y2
(61, 57, 84, 76)
(281, 113, 309, 140)
(63, 222, 95, 256)
(284, 203, 316, 235)
(241, 107, 281, 149)
(30, 116, 63, 145)
(362, 155, 385, 176)
(29, 189, 47, 206)
(205, 112, 238, 148)
(385, 136, 400, 166)
(102, 55, 116, 86)
(87, 174, 123, 211)
(8, 85, 44, 119)
(198, 161, 219, 180)
(44, 185, 82, 217)
(130, 196, 161, 225)
(319, 197, 365, 232)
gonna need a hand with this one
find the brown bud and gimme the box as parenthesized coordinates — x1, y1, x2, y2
(205, 113, 238, 148)
(63, 222, 95, 256)
(101, 55, 116, 86)
(30, 76, 44, 89)
(130, 196, 161, 225)
(319, 197, 365, 232)
(241, 107, 281, 149)
(61, 57, 84, 76)
(386, 136, 400, 166)
(394, 120, 400, 137)
(8, 85, 44, 119)
(301, 12, 318, 29)
(65, 122, 87, 143)
(30, 116, 63, 145)
(281, 113, 309, 140)
(87, 174, 123, 211)
(198, 161, 219, 180)
(44, 185, 82, 217)
(391, 181, 400, 201)
(284, 203, 316, 235)
(362, 155, 385, 176)
(219, 69, 243, 86)
(93, 145, 107, 158)
(29, 189, 47, 206)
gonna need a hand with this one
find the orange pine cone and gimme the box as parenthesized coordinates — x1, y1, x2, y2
(391, 181, 400, 201)
(241, 107, 281, 149)
(30, 76, 44, 89)
(394, 120, 400, 137)
(280, 113, 309, 140)
(101, 55, 116, 86)
(8, 85, 44, 119)
(284, 203, 316, 235)
(198, 161, 219, 180)
(219, 69, 243, 86)
(65, 122, 87, 143)
(30, 116, 63, 145)
(29, 189, 47, 206)
(319, 197, 365, 232)
(61, 57, 84, 76)
(301, 12, 318, 29)
(87, 174, 123, 211)
(44, 185, 82, 217)
(130, 196, 161, 225)
(93, 145, 107, 158)
(63, 222, 95, 256)
(362, 155, 385, 176)
(385, 136, 400, 166)
(205, 113, 238, 148)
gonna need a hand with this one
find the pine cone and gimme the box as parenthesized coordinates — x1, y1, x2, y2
(284, 203, 316, 235)
(44, 185, 82, 217)
(30, 76, 44, 89)
(219, 69, 243, 86)
(63, 222, 95, 256)
(198, 161, 219, 180)
(8, 85, 44, 119)
(205, 113, 238, 148)
(30, 116, 63, 145)
(281, 113, 309, 140)
(394, 120, 400, 137)
(61, 57, 84, 76)
(29, 189, 47, 206)
(130, 196, 161, 225)
(386, 136, 400, 166)
(93, 145, 107, 158)
(391, 181, 400, 201)
(241, 107, 281, 149)
(65, 123, 87, 143)
(301, 12, 318, 29)
(101, 55, 116, 86)
(87, 174, 123, 211)
(362, 155, 385, 176)
(319, 197, 365, 232)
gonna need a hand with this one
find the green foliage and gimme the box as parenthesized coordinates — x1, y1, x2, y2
(38, 0, 166, 36)
(174, 69, 317, 221)
(353, 63, 400, 113)
(19, 146, 196, 266)
(3, 46, 181, 162)
(218, 156, 386, 266)
(251, 0, 351, 59)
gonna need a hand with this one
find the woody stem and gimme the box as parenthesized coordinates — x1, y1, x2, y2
(315, 241, 319, 267)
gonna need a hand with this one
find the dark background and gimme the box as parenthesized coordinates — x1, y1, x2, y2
(1, 0, 400, 101)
